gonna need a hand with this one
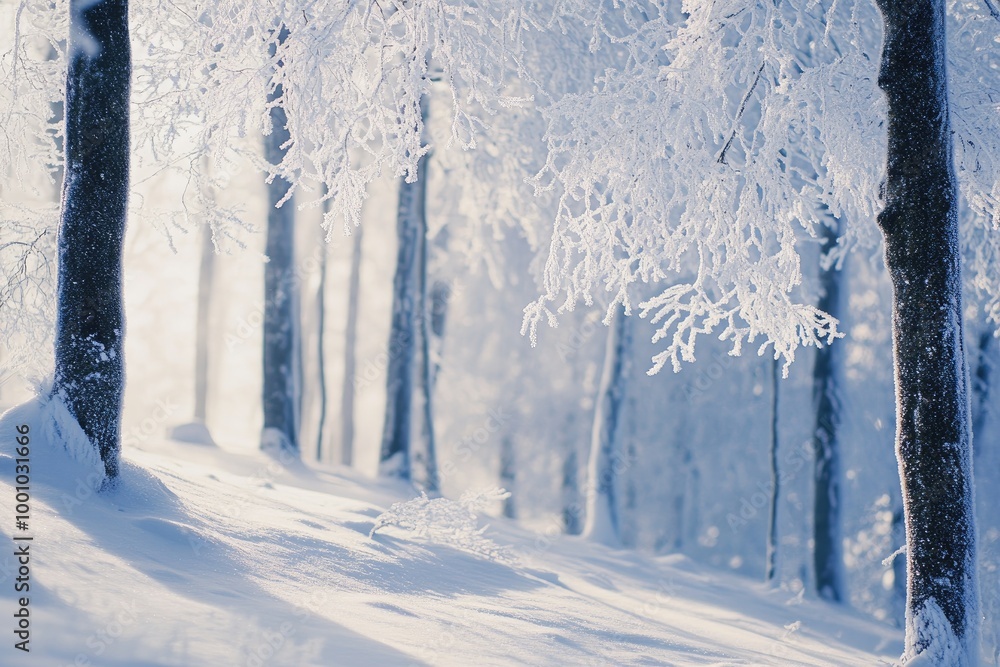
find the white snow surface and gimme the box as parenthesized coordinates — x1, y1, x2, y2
(0, 400, 902, 666)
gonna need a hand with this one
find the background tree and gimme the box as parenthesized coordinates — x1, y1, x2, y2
(339, 217, 363, 466)
(813, 216, 846, 602)
(582, 303, 632, 546)
(380, 96, 431, 482)
(260, 25, 300, 454)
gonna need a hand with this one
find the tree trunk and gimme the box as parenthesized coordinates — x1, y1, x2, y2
(416, 222, 439, 491)
(582, 305, 632, 546)
(53, 0, 131, 481)
(500, 435, 516, 519)
(379, 98, 430, 480)
(340, 220, 363, 466)
(315, 201, 330, 462)
(874, 0, 979, 658)
(766, 357, 779, 583)
(562, 435, 582, 535)
(260, 26, 299, 454)
(971, 331, 992, 459)
(194, 209, 215, 425)
(813, 219, 846, 602)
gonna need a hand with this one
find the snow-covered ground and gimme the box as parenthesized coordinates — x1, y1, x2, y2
(0, 399, 901, 666)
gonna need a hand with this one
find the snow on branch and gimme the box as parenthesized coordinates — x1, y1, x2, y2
(523, 0, 886, 371)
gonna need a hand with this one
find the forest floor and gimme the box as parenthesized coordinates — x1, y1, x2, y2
(0, 399, 902, 666)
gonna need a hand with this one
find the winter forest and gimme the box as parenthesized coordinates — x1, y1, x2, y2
(1, 0, 999, 664)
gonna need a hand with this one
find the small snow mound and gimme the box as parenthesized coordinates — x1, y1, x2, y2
(169, 421, 216, 446)
(370, 488, 515, 564)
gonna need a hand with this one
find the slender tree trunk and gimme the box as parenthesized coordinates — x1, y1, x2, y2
(562, 434, 582, 535)
(874, 0, 978, 659)
(340, 220, 363, 466)
(813, 219, 846, 602)
(260, 26, 299, 454)
(765, 358, 779, 583)
(315, 201, 330, 462)
(415, 176, 439, 491)
(53, 0, 130, 481)
(194, 208, 215, 425)
(582, 305, 632, 546)
(500, 435, 516, 519)
(379, 98, 430, 480)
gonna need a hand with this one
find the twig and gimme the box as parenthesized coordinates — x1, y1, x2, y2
(717, 62, 765, 165)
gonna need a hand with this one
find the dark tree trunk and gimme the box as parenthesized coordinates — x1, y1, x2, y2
(583, 305, 632, 545)
(340, 220, 363, 466)
(53, 0, 131, 481)
(813, 219, 846, 603)
(261, 26, 299, 454)
(766, 358, 779, 583)
(874, 0, 979, 658)
(379, 100, 430, 480)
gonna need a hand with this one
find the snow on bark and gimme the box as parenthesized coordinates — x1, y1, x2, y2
(583, 304, 632, 546)
(873, 0, 979, 660)
(53, 0, 130, 480)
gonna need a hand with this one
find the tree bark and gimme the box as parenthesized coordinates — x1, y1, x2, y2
(582, 305, 632, 546)
(874, 0, 979, 658)
(812, 219, 846, 602)
(261, 26, 299, 454)
(53, 0, 131, 481)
